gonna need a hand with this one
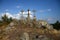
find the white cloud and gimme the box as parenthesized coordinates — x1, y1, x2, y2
(19, 11, 33, 18)
(1, 11, 33, 20)
(1, 12, 21, 19)
(2, 12, 15, 18)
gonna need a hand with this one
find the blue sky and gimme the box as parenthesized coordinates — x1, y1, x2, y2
(0, 0, 60, 23)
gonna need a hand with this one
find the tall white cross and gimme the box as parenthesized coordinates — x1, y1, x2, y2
(20, 9, 24, 20)
(32, 10, 36, 19)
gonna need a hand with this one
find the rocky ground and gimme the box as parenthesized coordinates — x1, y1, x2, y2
(0, 25, 60, 40)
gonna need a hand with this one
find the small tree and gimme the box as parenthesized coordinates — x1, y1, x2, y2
(2, 14, 8, 22)
(0, 14, 13, 26)
(53, 21, 60, 30)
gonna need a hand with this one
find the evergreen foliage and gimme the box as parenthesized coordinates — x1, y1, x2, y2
(51, 21, 60, 30)
(0, 14, 13, 26)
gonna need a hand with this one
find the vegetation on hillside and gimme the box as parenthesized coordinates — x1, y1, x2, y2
(0, 14, 60, 40)
(51, 21, 60, 30)
(0, 14, 13, 26)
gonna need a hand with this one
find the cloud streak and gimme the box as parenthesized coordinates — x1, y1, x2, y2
(39, 9, 51, 13)
(47, 17, 54, 21)
(16, 5, 21, 8)
(47, 17, 57, 23)
(5, 9, 9, 12)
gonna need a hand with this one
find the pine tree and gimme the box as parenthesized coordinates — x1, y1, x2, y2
(52, 21, 60, 30)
